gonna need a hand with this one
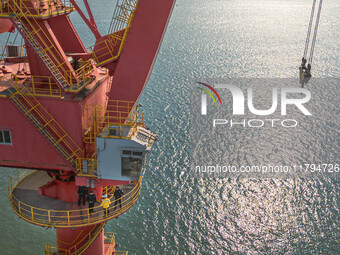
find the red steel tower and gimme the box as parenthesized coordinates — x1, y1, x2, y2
(0, 0, 175, 254)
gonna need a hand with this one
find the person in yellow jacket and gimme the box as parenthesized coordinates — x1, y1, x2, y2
(101, 194, 111, 217)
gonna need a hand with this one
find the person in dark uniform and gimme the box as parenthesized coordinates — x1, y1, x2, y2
(301, 57, 307, 70)
(87, 190, 97, 214)
(113, 186, 124, 210)
(78, 186, 88, 206)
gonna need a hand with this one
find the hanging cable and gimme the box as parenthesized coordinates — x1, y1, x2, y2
(303, 0, 316, 59)
(2, 32, 11, 66)
(12, 30, 19, 45)
(299, 0, 323, 87)
(308, 0, 323, 65)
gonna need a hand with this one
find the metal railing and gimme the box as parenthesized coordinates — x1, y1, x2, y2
(10, 74, 62, 97)
(104, 100, 144, 139)
(2, 3, 98, 93)
(90, 0, 139, 66)
(10, 2, 71, 88)
(104, 232, 115, 245)
(44, 223, 105, 255)
(78, 100, 144, 175)
(108, 0, 138, 35)
(7, 1, 94, 92)
(0, 0, 74, 18)
(7, 81, 84, 167)
(82, 100, 142, 147)
(0, 44, 26, 60)
(1, 63, 93, 96)
(8, 170, 142, 228)
(65, 59, 94, 93)
(44, 229, 127, 255)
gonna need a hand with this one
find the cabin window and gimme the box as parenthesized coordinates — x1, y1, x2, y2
(121, 157, 142, 177)
(108, 128, 117, 136)
(133, 151, 143, 156)
(6, 45, 19, 57)
(121, 150, 144, 177)
(122, 150, 131, 155)
(0, 130, 12, 145)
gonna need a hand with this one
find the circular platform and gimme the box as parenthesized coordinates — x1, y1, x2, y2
(9, 170, 141, 228)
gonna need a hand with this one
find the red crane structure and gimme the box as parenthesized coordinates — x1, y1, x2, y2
(0, 0, 175, 254)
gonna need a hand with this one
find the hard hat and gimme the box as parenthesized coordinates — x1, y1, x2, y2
(103, 194, 107, 198)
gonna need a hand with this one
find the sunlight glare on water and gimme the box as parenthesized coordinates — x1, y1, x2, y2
(0, 0, 339, 254)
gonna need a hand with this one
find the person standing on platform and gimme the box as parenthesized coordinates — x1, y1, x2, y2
(87, 190, 97, 215)
(114, 186, 124, 210)
(78, 186, 88, 206)
(101, 194, 111, 217)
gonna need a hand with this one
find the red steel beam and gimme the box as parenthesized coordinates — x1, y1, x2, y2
(107, 0, 176, 103)
(84, 0, 98, 29)
(69, 0, 101, 39)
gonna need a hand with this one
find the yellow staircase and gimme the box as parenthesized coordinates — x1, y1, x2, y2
(44, 223, 106, 255)
(91, 0, 139, 66)
(7, 83, 83, 169)
(11, 18, 70, 89)
(108, 0, 138, 35)
(8, 1, 77, 90)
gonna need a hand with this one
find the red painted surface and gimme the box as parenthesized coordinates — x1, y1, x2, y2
(93, 31, 123, 67)
(81, 76, 111, 156)
(13, 0, 39, 15)
(83, 0, 98, 30)
(37, 97, 84, 151)
(38, 181, 57, 199)
(47, 15, 87, 54)
(41, 180, 78, 202)
(26, 43, 51, 77)
(108, 0, 176, 103)
(2, 56, 29, 63)
(76, 176, 129, 188)
(70, 0, 101, 39)
(0, 77, 110, 171)
(2, 0, 176, 254)
(104, 241, 115, 255)
(56, 225, 104, 253)
(81, 77, 111, 130)
(39, 178, 102, 203)
(83, 231, 105, 255)
(0, 18, 14, 33)
(0, 98, 71, 171)
(11, 16, 76, 85)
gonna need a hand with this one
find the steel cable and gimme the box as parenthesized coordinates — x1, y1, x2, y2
(308, 0, 323, 65)
(304, 0, 317, 59)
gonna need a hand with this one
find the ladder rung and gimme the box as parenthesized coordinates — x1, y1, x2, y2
(39, 119, 54, 130)
(25, 103, 40, 114)
(53, 134, 67, 146)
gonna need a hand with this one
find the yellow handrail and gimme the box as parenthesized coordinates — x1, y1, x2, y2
(78, 100, 144, 175)
(89, 100, 144, 138)
(10, 74, 62, 98)
(8, 170, 142, 228)
(8, 0, 73, 88)
(2, 2, 97, 93)
(65, 59, 94, 92)
(90, 0, 139, 66)
(8, 80, 84, 167)
(44, 223, 106, 255)
(0, 0, 74, 18)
